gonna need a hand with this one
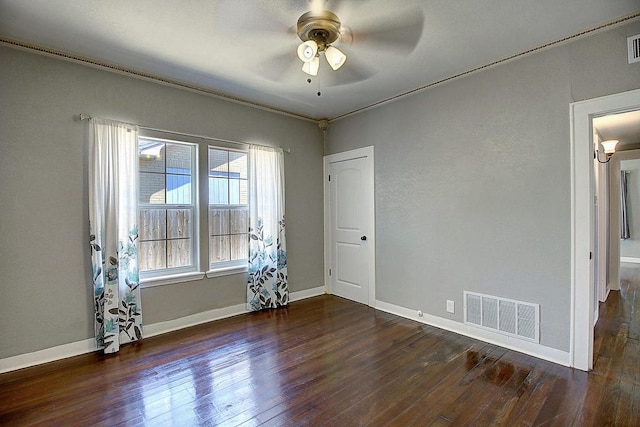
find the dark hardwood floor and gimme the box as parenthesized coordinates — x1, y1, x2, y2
(1, 275, 639, 426)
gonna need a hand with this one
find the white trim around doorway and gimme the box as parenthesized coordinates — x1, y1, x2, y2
(570, 88, 640, 371)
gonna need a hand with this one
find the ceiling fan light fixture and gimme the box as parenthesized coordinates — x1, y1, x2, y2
(297, 40, 318, 63)
(325, 46, 346, 70)
(302, 56, 320, 76)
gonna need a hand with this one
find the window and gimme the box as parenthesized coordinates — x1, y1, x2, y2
(137, 135, 249, 283)
(208, 147, 248, 269)
(138, 137, 197, 278)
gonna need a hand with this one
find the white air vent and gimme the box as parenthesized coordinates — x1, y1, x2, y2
(629, 34, 640, 64)
(464, 291, 539, 343)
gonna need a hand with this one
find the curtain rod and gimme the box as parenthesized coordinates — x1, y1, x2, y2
(77, 113, 291, 154)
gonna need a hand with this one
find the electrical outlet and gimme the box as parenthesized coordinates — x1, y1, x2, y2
(446, 300, 455, 313)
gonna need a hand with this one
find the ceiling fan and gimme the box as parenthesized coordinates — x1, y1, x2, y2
(295, 9, 346, 76)
(290, 1, 425, 83)
(214, 0, 425, 86)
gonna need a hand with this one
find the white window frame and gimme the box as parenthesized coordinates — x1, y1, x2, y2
(138, 136, 200, 283)
(207, 145, 249, 274)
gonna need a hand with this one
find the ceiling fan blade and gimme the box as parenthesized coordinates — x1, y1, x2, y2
(338, 25, 354, 46)
(321, 54, 375, 87)
(254, 51, 302, 82)
(213, 0, 293, 36)
(351, 7, 424, 54)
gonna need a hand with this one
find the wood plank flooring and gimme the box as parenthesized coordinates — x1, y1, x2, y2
(1, 272, 639, 426)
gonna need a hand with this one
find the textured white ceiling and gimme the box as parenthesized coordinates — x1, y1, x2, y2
(1, 0, 639, 121)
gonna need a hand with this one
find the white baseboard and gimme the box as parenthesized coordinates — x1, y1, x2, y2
(620, 257, 640, 264)
(143, 303, 248, 338)
(145, 286, 325, 337)
(0, 338, 98, 375)
(0, 286, 325, 374)
(289, 285, 325, 301)
(375, 299, 571, 367)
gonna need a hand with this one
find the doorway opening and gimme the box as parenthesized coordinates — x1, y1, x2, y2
(594, 111, 640, 297)
(570, 88, 640, 371)
(591, 111, 640, 369)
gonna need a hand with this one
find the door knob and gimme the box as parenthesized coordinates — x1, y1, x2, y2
(361, 235, 367, 241)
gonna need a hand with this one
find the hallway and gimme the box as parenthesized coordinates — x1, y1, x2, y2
(586, 262, 640, 424)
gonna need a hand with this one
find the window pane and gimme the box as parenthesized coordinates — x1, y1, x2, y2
(209, 236, 230, 264)
(207, 147, 247, 268)
(230, 208, 247, 234)
(229, 179, 240, 204)
(209, 178, 229, 204)
(139, 141, 165, 173)
(139, 241, 166, 271)
(209, 208, 229, 235)
(209, 149, 229, 177)
(229, 152, 247, 179)
(139, 138, 197, 277)
(166, 144, 192, 175)
(231, 234, 248, 261)
(167, 209, 192, 239)
(140, 172, 166, 204)
(167, 239, 192, 268)
(239, 179, 248, 205)
(166, 174, 192, 204)
(139, 209, 166, 240)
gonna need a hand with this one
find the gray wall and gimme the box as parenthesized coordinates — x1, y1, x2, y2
(326, 21, 640, 352)
(620, 159, 640, 259)
(0, 46, 324, 359)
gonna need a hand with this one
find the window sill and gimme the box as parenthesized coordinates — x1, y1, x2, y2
(139, 265, 247, 287)
(206, 265, 248, 278)
(141, 271, 205, 288)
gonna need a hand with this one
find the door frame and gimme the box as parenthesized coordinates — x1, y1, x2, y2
(323, 146, 376, 307)
(570, 88, 640, 371)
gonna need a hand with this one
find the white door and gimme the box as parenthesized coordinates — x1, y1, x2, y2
(324, 146, 375, 306)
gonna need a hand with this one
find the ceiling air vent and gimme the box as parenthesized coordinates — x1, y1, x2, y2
(629, 34, 640, 64)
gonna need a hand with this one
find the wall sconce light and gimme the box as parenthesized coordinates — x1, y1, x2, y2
(595, 139, 619, 163)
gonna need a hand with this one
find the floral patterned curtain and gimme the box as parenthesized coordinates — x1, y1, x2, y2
(88, 118, 143, 353)
(247, 145, 288, 311)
